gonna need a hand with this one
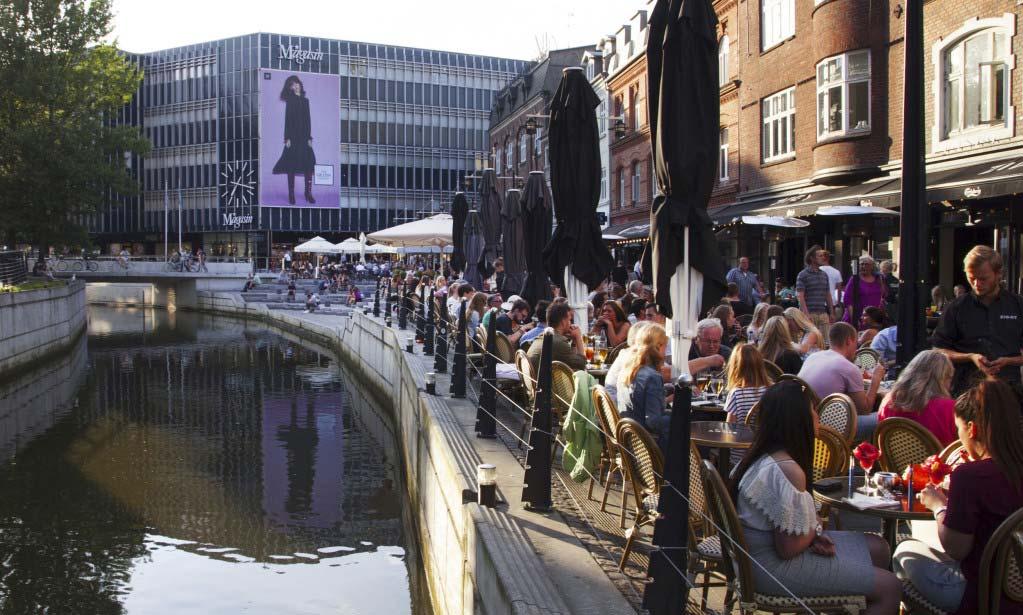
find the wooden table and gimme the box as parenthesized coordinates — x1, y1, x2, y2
(815, 476, 934, 554)
(691, 421, 755, 479)
(691, 400, 727, 421)
(585, 366, 608, 383)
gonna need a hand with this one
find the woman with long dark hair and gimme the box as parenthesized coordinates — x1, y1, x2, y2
(731, 381, 900, 613)
(894, 378, 1023, 614)
(272, 75, 317, 204)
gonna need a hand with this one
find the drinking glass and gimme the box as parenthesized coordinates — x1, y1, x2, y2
(594, 347, 608, 367)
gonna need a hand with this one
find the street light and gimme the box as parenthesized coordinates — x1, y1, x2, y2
(525, 116, 538, 136)
(613, 118, 627, 140)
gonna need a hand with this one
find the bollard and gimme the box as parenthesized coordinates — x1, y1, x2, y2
(434, 294, 448, 374)
(475, 308, 499, 439)
(424, 285, 435, 356)
(521, 329, 554, 511)
(406, 335, 415, 353)
(385, 315, 393, 328)
(451, 299, 468, 398)
(477, 464, 497, 508)
(373, 277, 381, 317)
(398, 280, 408, 330)
(425, 372, 436, 395)
(642, 375, 693, 613)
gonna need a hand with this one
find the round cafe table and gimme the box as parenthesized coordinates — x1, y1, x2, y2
(815, 476, 934, 555)
(690, 421, 755, 479)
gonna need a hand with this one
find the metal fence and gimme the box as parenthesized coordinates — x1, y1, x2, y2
(0, 251, 28, 287)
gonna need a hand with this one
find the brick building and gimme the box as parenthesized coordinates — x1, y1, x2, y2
(488, 47, 590, 197)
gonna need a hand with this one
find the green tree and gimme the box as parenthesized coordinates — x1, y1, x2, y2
(0, 0, 150, 257)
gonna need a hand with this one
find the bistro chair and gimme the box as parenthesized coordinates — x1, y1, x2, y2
(776, 374, 822, 409)
(700, 460, 868, 614)
(736, 313, 754, 329)
(616, 418, 663, 571)
(515, 350, 537, 408)
(744, 401, 762, 432)
(938, 440, 969, 470)
(591, 385, 628, 526)
(605, 342, 628, 367)
(813, 425, 850, 483)
(853, 348, 881, 372)
(817, 393, 858, 444)
(874, 417, 942, 473)
(763, 360, 784, 383)
(686, 440, 729, 606)
(901, 506, 1023, 615)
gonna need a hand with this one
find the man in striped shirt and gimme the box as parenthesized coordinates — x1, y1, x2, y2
(796, 245, 835, 341)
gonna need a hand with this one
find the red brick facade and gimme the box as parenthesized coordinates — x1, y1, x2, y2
(607, 54, 654, 227)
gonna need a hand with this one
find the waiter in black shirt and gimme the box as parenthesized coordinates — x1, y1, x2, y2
(932, 245, 1023, 395)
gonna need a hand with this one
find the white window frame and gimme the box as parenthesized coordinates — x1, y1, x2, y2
(534, 126, 543, 156)
(618, 168, 625, 208)
(761, 0, 794, 52)
(519, 132, 528, 163)
(505, 140, 514, 171)
(932, 14, 1016, 153)
(631, 162, 640, 204)
(719, 128, 729, 181)
(816, 49, 872, 141)
(762, 87, 796, 163)
(600, 166, 608, 202)
(718, 35, 730, 86)
(494, 147, 501, 174)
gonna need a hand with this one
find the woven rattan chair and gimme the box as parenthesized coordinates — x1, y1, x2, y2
(515, 350, 536, 408)
(776, 374, 822, 408)
(813, 425, 850, 483)
(817, 393, 858, 444)
(736, 313, 754, 329)
(763, 360, 784, 383)
(616, 418, 663, 571)
(874, 417, 942, 472)
(686, 440, 729, 606)
(592, 385, 628, 526)
(605, 342, 628, 367)
(902, 506, 1023, 615)
(494, 331, 525, 406)
(549, 361, 577, 462)
(744, 401, 762, 432)
(494, 331, 516, 364)
(938, 440, 969, 470)
(700, 460, 867, 614)
(854, 348, 881, 372)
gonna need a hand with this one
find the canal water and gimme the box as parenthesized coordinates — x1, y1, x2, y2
(0, 306, 428, 614)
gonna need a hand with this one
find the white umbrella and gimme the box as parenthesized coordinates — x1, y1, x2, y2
(367, 213, 453, 247)
(336, 238, 362, 253)
(741, 215, 811, 228)
(293, 236, 340, 278)
(817, 204, 899, 216)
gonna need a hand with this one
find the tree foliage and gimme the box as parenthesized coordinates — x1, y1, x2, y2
(0, 0, 150, 253)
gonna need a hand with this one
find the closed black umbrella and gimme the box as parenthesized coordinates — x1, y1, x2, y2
(477, 169, 502, 281)
(642, 0, 725, 612)
(450, 192, 469, 274)
(462, 209, 485, 290)
(542, 67, 613, 325)
(501, 188, 526, 296)
(519, 171, 552, 307)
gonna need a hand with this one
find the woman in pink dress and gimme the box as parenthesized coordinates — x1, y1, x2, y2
(842, 255, 886, 330)
(877, 349, 956, 446)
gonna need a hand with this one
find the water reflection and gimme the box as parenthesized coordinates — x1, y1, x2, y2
(0, 306, 422, 614)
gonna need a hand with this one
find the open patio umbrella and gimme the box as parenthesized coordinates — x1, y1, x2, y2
(542, 68, 613, 328)
(642, 0, 728, 611)
(450, 192, 469, 275)
(519, 171, 553, 307)
(462, 209, 485, 290)
(336, 237, 362, 254)
(501, 188, 526, 296)
(478, 169, 502, 281)
(293, 235, 342, 278)
(366, 213, 453, 248)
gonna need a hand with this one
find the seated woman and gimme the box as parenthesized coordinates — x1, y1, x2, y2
(724, 343, 771, 463)
(591, 300, 630, 347)
(857, 306, 886, 347)
(746, 302, 771, 346)
(783, 307, 824, 357)
(604, 321, 652, 401)
(731, 381, 901, 613)
(712, 303, 742, 347)
(757, 315, 804, 375)
(877, 349, 956, 446)
(894, 378, 1023, 614)
(616, 323, 670, 449)
(466, 293, 487, 342)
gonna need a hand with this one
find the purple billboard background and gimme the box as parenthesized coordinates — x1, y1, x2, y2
(259, 69, 340, 208)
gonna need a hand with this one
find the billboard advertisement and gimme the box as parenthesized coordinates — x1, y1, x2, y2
(259, 69, 339, 208)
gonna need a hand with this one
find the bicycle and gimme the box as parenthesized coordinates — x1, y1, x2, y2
(73, 256, 99, 272)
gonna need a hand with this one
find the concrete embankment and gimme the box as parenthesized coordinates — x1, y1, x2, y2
(0, 281, 87, 378)
(193, 291, 574, 615)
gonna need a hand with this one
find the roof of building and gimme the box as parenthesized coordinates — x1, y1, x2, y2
(489, 45, 592, 127)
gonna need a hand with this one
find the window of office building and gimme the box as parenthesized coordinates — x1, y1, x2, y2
(719, 128, 729, 181)
(762, 87, 796, 162)
(762, 0, 794, 51)
(816, 50, 870, 140)
(934, 17, 1014, 151)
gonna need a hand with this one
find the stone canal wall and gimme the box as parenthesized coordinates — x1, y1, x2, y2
(194, 291, 570, 615)
(0, 280, 87, 378)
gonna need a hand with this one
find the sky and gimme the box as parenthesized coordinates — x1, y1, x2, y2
(110, 0, 638, 60)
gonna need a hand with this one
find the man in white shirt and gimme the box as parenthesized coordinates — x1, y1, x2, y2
(819, 250, 843, 319)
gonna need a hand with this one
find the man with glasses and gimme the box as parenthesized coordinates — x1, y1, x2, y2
(797, 244, 835, 342)
(687, 318, 730, 376)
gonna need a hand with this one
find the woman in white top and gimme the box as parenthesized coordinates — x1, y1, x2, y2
(729, 381, 900, 613)
(783, 307, 824, 357)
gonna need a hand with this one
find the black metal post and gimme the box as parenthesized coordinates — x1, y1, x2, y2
(476, 308, 499, 438)
(373, 276, 380, 317)
(416, 282, 427, 343)
(897, 0, 929, 366)
(398, 280, 408, 330)
(434, 293, 449, 373)
(385, 277, 393, 321)
(643, 377, 693, 613)
(521, 330, 553, 511)
(424, 286, 435, 355)
(451, 299, 467, 398)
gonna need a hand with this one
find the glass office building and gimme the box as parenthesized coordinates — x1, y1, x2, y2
(89, 34, 527, 262)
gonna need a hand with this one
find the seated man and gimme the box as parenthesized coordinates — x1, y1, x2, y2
(525, 301, 587, 373)
(870, 325, 898, 364)
(688, 318, 731, 376)
(489, 296, 535, 345)
(304, 291, 320, 313)
(799, 321, 886, 441)
(519, 300, 550, 348)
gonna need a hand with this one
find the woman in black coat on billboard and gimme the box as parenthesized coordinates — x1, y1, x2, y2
(272, 75, 316, 204)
